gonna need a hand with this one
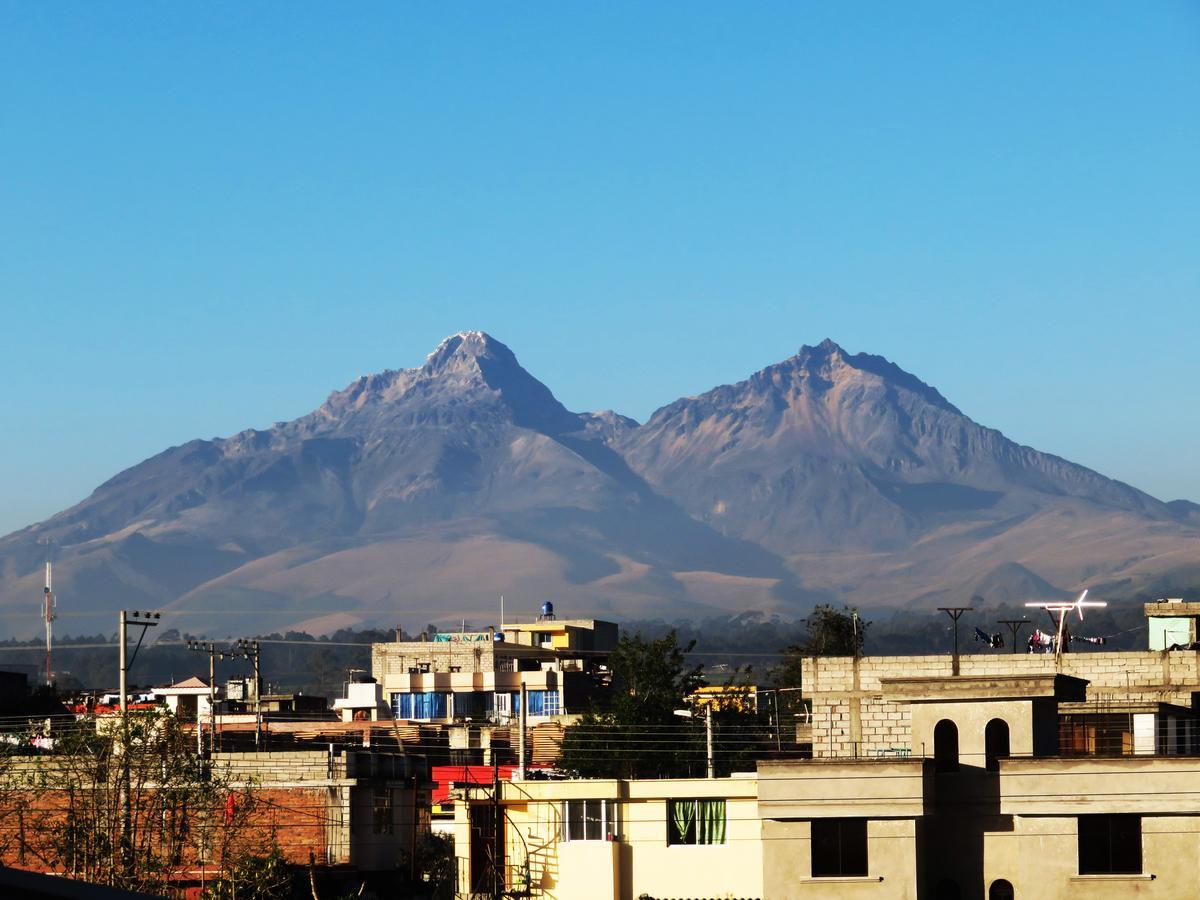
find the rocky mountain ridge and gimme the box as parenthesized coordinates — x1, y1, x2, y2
(1, 331, 1196, 637)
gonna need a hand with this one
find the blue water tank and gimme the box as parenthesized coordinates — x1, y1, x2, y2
(540, 601, 555, 619)
(493, 632, 505, 642)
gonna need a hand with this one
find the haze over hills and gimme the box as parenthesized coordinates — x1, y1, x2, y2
(1, 331, 1197, 638)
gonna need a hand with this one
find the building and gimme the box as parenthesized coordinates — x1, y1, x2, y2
(441, 600, 1200, 900)
(450, 774, 762, 899)
(152, 675, 216, 720)
(800, 601, 1200, 760)
(370, 611, 617, 726)
(333, 670, 392, 722)
(760, 598, 1200, 899)
(0, 745, 429, 889)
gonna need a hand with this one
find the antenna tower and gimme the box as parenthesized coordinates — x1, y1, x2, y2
(42, 561, 56, 684)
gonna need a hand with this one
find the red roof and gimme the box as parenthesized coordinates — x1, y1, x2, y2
(431, 765, 518, 805)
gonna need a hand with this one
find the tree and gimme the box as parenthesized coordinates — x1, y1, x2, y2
(204, 841, 293, 900)
(773, 605, 868, 689)
(802, 604, 868, 657)
(400, 831, 455, 900)
(771, 606, 869, 726)
(0, 710, 283, 897)
(559, 631, 705, 778)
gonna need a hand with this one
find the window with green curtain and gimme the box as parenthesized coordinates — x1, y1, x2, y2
(697, 799, 726, 845)
(669, 799, 696, 844)
(668, 799, 725, 845)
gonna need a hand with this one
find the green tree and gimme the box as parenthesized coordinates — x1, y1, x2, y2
(400, 831, 455, 900)
(559, 631, 705, 778)
(204, 842, 293, 899)
(773, 605, 868, 689)
(801, 604, 869, 657)
(770, 606, 868, 726)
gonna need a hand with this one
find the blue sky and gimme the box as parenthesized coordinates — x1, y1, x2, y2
(1, 3, 1197, 535)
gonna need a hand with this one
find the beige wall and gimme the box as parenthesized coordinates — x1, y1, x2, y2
(984, 814, 1200, 899)
(908, 699, 1036, 767)
(762, 818, 918, 900)
(1001, 756, 1200, 815)
(759, 759, 929, 818)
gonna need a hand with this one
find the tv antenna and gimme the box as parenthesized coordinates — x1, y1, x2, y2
(1025, 590, 1107, 663)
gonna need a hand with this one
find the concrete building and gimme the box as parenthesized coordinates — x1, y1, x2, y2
(800, 608, 1200, 761)
(151, 675, 216, 720)
(764, 599, 1200, 899)
(444, 617, 1200, 900)
(450, 774, 761, 899)
(371, 613, 617, 726)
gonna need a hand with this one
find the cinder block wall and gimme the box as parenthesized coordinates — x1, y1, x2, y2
(802, 652, 1200, 758)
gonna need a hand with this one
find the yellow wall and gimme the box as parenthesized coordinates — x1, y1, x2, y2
(619, 791, 762, 900)
(452, 777, 761, 900)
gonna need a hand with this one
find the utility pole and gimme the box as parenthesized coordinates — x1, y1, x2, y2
(705, 704, 714, 779)
(937, 607, 973, 676)
(119, 610, 127, 721)
(517, 682, 527, 780)
(235, 639, 263, 750)
(118, 609, 160, 878)
(42, 561, 56, 685)
(998, 619, 1031, 654)
(492, 757, 502, 900)
(675, 705, 716, 778)
(187, 641, 226, 756)
(771, 689, 782, 754)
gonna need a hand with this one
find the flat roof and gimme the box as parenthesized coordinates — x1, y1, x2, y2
(880, 673, 1089, 702)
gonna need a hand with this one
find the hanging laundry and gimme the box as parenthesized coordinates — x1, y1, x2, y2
(973, 626, 1004, 649)
(1028, 629, 1056, 654)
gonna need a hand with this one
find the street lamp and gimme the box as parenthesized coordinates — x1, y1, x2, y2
(674, 707, 714, 779)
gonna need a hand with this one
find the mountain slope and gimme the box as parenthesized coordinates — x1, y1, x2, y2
(0, 333, 805, 635)
(620, 338, 1170, 551)
(0, 333, 1196, 637)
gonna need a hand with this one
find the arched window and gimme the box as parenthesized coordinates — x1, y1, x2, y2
(986, 719, 1011, 772)
(989, 878, 1015, 900)
(934, 719, 959, 773)
(935, 878, 962, 900)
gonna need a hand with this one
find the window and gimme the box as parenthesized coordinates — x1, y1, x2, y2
(934, 719, 959, 773)
(810, 818, 867, 877)
(1078, 814, 1141, 874)
(985, 719, 1010, 772)
(561, 799, 617, 841)
(391, 691, 448, 719)
(527, 690, 560, 716)
(492, 690, 561, 718)
(988, 879, 1014, 900)
(372, 787, 393, 835)
(668, 799, 726, 845)
(454, 691, 494, 719)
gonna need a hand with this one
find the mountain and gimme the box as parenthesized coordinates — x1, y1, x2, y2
(1, 333, 1197, 637)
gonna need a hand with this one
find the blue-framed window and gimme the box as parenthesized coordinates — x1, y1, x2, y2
(527, 689, 560, 716)
(499, 690, 560, 717)
(391, 691, 449, 719)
